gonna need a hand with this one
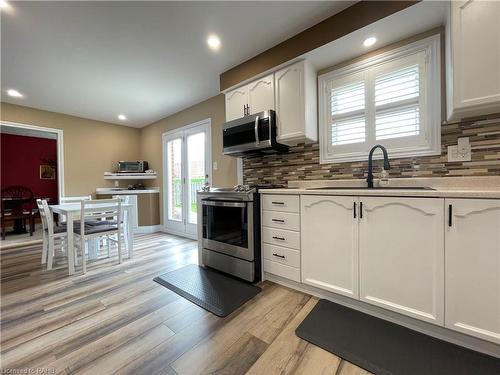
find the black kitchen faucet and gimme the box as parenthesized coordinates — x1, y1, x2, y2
(366, 144, 390, 188)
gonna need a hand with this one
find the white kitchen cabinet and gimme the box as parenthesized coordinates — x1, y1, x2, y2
(225, 86, 248, 121)
(301, 195, 359, 298)
(446, 0, 500, 120)
(445, 198, 500, 344)
(225, 74, 274, 122)
(358, 197, 444, 325)
(274, 60, 317, 145)
(247, 74, 274, 115)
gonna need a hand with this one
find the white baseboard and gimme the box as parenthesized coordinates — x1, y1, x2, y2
(161, 227, 197, 240)
(264, 272, 500, 359)
(134, 225, 163, 234)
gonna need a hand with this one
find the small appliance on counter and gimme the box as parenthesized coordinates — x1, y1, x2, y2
(117, 160, 149, 173)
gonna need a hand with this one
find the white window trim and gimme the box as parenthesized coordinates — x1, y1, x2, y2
(319, 34, 441, 164)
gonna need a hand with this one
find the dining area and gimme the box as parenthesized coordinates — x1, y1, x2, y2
(36, 195, 134, 275)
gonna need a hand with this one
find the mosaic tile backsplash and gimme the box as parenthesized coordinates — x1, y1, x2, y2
(243, 114, 500, 186)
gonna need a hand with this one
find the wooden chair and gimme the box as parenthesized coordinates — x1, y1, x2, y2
(73, 199, 123, 274)
(36, 199, 68, 270)
(1, 186, 36, 240)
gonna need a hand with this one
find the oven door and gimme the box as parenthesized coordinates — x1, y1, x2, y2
(202, 199, 254, 261)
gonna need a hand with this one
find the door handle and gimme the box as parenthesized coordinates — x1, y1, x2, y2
(271, 219, 285, 223)
(271, 201, 284, 205)
(272, 236, 285, 241)
(353, 202, 357, 219)
(448, 204, 452, 227)
(254, 115, 260, 145)
(272, 253, 285, 259)
(359, 202, 363, 219)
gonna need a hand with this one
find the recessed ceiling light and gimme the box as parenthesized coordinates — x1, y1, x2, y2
(0, 1, 10, 10)
(6, 89, 23, 98)
(363, 36, 377, 47)
(118, 114, 127, 121)
(207, 34, 221, 51)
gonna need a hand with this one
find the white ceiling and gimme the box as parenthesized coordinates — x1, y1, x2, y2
(1, 1, 355, 127)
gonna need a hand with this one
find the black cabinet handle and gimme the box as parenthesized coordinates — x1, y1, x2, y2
(353, 202, 357, 219)
(272, 236, 285, 241)
(360, 202, 363, 219)
(272, 253, 285, 259)
(448, 204, 452, 227)
(271, 201, 284, 205)
(272, 219, 285, 223)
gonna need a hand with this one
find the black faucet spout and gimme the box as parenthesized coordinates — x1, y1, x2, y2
(367, 144, 391, 188)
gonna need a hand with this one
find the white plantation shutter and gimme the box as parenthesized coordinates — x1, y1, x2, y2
(375, 65, 420, 141)
(319, 34, 441, 163)
(330, 82, 366, 145)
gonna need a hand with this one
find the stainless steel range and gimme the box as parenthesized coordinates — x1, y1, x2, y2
(197, 185, 261, 282)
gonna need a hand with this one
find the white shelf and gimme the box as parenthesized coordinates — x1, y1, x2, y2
(104, 173, 157, 180)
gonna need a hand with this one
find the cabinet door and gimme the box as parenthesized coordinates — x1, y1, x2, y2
(301, 195, 359, 298)
(359, 197, 444, 325)
(451, 0, 500, 116)
(445, 199, 500, 344)
(225, 86, 248, 121)
(248, 74, 274, 115)
(275, 61, 305, 143)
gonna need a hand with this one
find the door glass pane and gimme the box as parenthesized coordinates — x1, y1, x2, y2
(187, 132, 205, 224)
(167, 138, 182, 222)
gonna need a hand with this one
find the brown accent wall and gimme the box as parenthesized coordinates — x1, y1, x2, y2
(220, 1, 419, 91)
(0, 102, 141, 197)
(139, 94, 237, 224)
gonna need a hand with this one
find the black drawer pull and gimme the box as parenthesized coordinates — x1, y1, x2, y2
(272, 236, 285, 241)
(448, 204, 452, 227)
(353, 202, 357, 219)
(271, 201, 284, 205)
(360, 202, 363, 219)
(272, 219, 285, 223)
(272, 253, 285, 259)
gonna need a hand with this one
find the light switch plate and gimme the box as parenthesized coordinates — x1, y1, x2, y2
(213, 161, 218, 171)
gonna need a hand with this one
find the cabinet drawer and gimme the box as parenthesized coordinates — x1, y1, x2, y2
(263, 259, 300, 282)
(262, 227, 300, 250)
(263, 243, 300, 268)
(262, 210, 300, 231)
(262, 194, 299, 213)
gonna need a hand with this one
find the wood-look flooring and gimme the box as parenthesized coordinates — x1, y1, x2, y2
(0, 233, 371, 375)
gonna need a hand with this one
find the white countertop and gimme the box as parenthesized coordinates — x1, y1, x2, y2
(259, 177, 500, 199)
(96, 187, 160, 195)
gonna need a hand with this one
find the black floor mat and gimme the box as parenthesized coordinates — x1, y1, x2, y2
(153, 264, 261, 317)
(296, 299, 500, 375)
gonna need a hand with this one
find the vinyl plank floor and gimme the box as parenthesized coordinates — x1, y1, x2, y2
(0, 232, 369, 375)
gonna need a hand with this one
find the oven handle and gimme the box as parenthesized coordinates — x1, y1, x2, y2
(202, 200, 247, 208)
(254, 115, 260, 146)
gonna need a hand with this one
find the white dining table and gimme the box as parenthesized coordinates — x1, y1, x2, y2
(50, 203, 134, 275)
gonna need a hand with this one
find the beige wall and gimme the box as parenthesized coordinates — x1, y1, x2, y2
(139, 94, 237, 223)
(1, 102, 141, 197)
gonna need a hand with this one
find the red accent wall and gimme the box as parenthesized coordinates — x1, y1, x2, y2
(1, 134, 58, 203)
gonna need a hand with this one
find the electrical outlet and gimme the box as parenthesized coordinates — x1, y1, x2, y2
(448, 145, 471, 162)
(213, 161, 218, 171)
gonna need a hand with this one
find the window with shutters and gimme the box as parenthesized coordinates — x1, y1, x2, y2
(319, 35, 441, 163)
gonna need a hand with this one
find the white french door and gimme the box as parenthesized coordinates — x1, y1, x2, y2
(162, 119, 211, 238)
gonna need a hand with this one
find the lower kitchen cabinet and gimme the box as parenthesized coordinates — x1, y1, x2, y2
(445, 198, 500, 344)
(358, 197, 445, 325)
(301, 195, 359, 298)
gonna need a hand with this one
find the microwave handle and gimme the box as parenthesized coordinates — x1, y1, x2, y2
(254, 115, 260, 145)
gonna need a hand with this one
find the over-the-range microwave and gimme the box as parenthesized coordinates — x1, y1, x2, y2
(222, 110, 288, 157)
(117, 160, 149, 173)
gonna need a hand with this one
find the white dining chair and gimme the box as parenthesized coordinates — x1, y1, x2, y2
(73, 199, 123, 274)
(37, 199, 68, 270)
(60, 195, 92, 203)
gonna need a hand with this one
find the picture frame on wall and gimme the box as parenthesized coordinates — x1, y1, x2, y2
(40, 164, 56, 180)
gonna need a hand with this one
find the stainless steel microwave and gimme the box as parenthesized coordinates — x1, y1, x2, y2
(222, 110, 288, 157)
(117, 161, 148, 173)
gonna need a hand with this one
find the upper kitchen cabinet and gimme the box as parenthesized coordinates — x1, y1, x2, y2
(445, 198, 500, 344)
(248, 74, 274, 115)
(446, 0, 500, 120)
(225, 74, 274, 122)
(225, 86, 248, 122)
(275, 60, 317, 145)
